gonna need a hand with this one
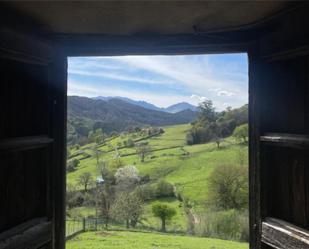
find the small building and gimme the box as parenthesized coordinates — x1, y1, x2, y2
(96, 177, 105, 186)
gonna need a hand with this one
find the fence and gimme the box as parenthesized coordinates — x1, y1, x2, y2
(84, 217, 105, 230)
(66, 217, 105, 240)
(66, 219, 84, 239)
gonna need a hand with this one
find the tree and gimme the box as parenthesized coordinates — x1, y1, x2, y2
(233, 123, 248, 143)
(110, 147, 123, 169)
(126, 138, 135, 147)
(111, 192, 143, 228)
(198, 100, 216, 123)
(67, 159, 80, 172)
(208, 164, 248, 210)
(88, 128, 105, 144)
(66, 184, 83, 209)
(214, 137, 223, 149)
(186, 103, 248, 145)
(97, 160, 115, 184)
(152, 203, 176, 232)
(78, 172, 93, 192)
(98, 183, 115, 229)
(115, 165, 140, 192)
(135, 143, 151, 162)
(92, 146, 103, 166)
(184, 200, 195, 235)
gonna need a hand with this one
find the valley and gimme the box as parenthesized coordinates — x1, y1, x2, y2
(66, 97, 249, 249)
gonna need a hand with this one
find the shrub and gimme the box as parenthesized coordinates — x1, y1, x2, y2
(66, 190, 84, 209)
(83, 191, 95, 206)
(208, 164, 248, 210)
(156, 180, 174, 198)
(140, 174, 150, 184)
(195, 209, 249, 242)
(136, 184, 156, 201)
(66, 159, 80, 172)
(233, 123, 248, 143)
(126, 138, 135, 147)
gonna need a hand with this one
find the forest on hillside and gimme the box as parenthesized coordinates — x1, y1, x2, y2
(67, 96, 197, 142)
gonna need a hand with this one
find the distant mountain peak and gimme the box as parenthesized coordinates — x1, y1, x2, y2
(165, 102, 197, 113)
(68, 96, 197, 137)
(93, 96, 162, 111)
(92, 96, 197, 113)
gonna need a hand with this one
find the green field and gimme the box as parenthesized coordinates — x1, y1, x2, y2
(67, 123, 248, 246)
(67, 124, 248, 230)
(66, 231, 248, 249)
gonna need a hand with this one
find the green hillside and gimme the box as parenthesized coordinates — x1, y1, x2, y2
(67, 123, 248, 232)
(68, 124, 247, 201)
(66, 231, 248, 249)
(67, 96, 197, 139)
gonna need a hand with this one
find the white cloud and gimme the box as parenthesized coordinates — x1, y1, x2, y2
(68, 69, 172, 85)
(109, 55, 247, 99)
(68, 54, 248, 110)
(190, 94, 207, 103)
(217, 90, 235, 97)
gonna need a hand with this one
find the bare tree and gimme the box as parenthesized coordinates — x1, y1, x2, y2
(93, 146, 103, 166)
(98, 184, 115, 229)
(78, 172, 93, 192)
(135, 143, 151, 162)
(214, 137, 223, 149)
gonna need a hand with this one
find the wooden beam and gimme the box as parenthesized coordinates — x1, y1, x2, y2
(260, 133, 309, 149)
(0, 136, 54, 153)
(49, 51, 67, 249)
(262, 45, 309, 62)
(0, 28, 52, 65)
(259, 2, 309, 58)
(262, 217, 309, 249)
(0, 217, 51, 249)
(55, 34, 248, 56)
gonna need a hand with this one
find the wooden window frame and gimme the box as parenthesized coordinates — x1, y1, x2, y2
(2, 3, 309, 249)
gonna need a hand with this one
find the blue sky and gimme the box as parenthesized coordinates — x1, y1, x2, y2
(68, 53, 248, 110)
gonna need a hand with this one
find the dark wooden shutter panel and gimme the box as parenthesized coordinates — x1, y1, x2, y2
(249, 4, 309, 249)
(0, 28, 67, 249)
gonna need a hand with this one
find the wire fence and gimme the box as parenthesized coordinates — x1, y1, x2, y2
(66, 219, 84, 239)
(66, 217, 106, 240)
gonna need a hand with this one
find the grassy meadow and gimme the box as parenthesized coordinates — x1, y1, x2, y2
(68, 124, 247, 204)
(66, 123, 248, 248)
(66, 231, 249, 249)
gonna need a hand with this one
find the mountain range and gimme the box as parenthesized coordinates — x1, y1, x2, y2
(93, 96, 197, 113)
(68, 96, 198, 139)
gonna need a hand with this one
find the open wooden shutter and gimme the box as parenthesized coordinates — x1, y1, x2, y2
(0, 28, 67, 249)
(249, 3, 309, 249)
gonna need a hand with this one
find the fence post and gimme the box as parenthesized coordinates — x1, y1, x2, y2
(83, 218, 86, 232)
(95, 218, 97, 231)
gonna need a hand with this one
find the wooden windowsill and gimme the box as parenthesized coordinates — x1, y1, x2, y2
(260, 133, 309, 149)
(0, 217, 52, 249)
(0, 135, 54, 153)
(262, 217, 309, 249)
